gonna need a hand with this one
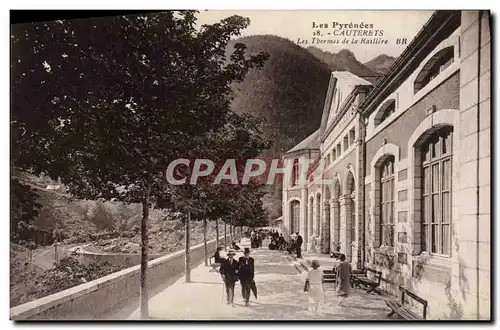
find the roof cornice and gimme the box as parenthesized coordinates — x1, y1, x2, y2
(359, 10, 461, 116)
(320, 85, 367, 142)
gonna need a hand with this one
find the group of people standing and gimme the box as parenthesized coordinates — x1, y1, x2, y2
(268, 231, 303, 258)
(211, 232, 352, 315)
(288, 232, 303, 258)
(304, 254, 351, 314)
(250, 230, 265, 249)
(214, 246, 256, 307)
(268, 230, 285, 250)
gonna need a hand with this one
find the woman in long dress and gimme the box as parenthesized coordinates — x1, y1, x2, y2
(304, 260, 324, 314)
(334, 254, 351, 307)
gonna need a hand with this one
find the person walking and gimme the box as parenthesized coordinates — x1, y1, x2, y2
(238, 247, 255, 307)
(334, 254, 351, 307)
(304, 260, 324, 314)
(295, 232, 303, 258)
(278, 234, 285, 251)
(220, 249, 239, 306)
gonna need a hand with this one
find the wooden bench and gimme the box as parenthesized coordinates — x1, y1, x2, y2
(322, 269, 336, 283)
(351, 267, 382, 293)
(386, 287, 428, 320)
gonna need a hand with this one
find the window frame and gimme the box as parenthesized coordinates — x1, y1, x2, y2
(414, 46, 455, 94)
(380, 156, 395, 247)
(292, 159, 300, 186)
(421, 127, 453, 257)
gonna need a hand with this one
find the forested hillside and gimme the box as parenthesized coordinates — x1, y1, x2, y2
(227, 35, 332, 219)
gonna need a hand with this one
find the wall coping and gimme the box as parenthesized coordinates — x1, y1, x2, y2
(10, 237, 221, 320)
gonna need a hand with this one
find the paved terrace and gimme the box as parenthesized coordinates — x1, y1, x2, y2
(119, 239, 391, 320)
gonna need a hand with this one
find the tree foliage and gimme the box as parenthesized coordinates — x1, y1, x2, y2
(11, 11, 269, 316)
(11, 12, 268, 202)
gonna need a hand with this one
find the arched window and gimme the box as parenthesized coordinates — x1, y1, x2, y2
(421, 126, 453, 256)
(374, 99, 396, 127)
(380, 156, 395, 247)
(290, 201, 300, 233)
(414, 47, 454, 93)
(292, 159, 300, 186)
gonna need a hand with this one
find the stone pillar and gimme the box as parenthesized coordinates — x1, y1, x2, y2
(300, 188, 308, 248)
(350, 192, 362, 270)
(454, 10, 490, 320)
(314, 198, 322, 253)
(330, 199, 340, 252)
(339, 195, 353, 262)
(321, 202, 331, 253)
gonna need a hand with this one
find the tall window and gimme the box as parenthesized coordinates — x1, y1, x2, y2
(421, 127, 453, 256)
(343, 136, 349, 151)
(349, 128, 356, 146)
(380, 156, 395, 247)
(292, 159, 299, 186)
(291, 201, 300, 233)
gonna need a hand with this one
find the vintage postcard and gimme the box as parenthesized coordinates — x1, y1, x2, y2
(10, 10, 491, 321)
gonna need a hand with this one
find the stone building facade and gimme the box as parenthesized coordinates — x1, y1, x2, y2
(281, 10, 490, 320)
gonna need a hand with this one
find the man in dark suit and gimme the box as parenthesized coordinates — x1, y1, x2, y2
(220, 249, 239, 306)
(296, 232, 303, 258)
(238, 247, 255, 307)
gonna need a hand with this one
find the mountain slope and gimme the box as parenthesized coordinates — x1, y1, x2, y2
(306, 46, 382, 83)
(364, 54, 396, 75)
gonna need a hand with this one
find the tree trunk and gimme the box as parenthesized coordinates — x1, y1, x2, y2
(216, 218, 219, 246)
(229, 224, 233, 244)
(203, 218, 208, 266)
(185, 210, 191, 283)
(140, 193, 150, 319)
(224, 221, 227, 250)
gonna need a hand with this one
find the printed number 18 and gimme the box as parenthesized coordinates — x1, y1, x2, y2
(313, 30, 321, 36)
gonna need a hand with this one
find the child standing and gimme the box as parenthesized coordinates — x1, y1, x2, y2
(304, 260, 324, 314)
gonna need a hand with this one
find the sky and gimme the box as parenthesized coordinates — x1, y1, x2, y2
(196, 10, 434, 63)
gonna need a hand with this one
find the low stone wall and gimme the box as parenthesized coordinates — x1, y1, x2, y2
(10, 235, 233, 320)
(69, 247, 164, 269)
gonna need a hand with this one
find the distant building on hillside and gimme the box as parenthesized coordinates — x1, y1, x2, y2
(45, 184, 62, 191)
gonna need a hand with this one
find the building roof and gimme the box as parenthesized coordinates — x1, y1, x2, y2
(285, 129, 320, 153)
(359, 10, 461, 115)
(331, 71, 372, 86)
(319, 71, 373, 141)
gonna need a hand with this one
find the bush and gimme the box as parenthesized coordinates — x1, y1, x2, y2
(38, 256, 124, 296)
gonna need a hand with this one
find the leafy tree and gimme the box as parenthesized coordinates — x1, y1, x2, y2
(11, 11, 267, 318)
(11, 178, 42, 236)
(89, 202, 114, 231)
(159, 109, 271, 276)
